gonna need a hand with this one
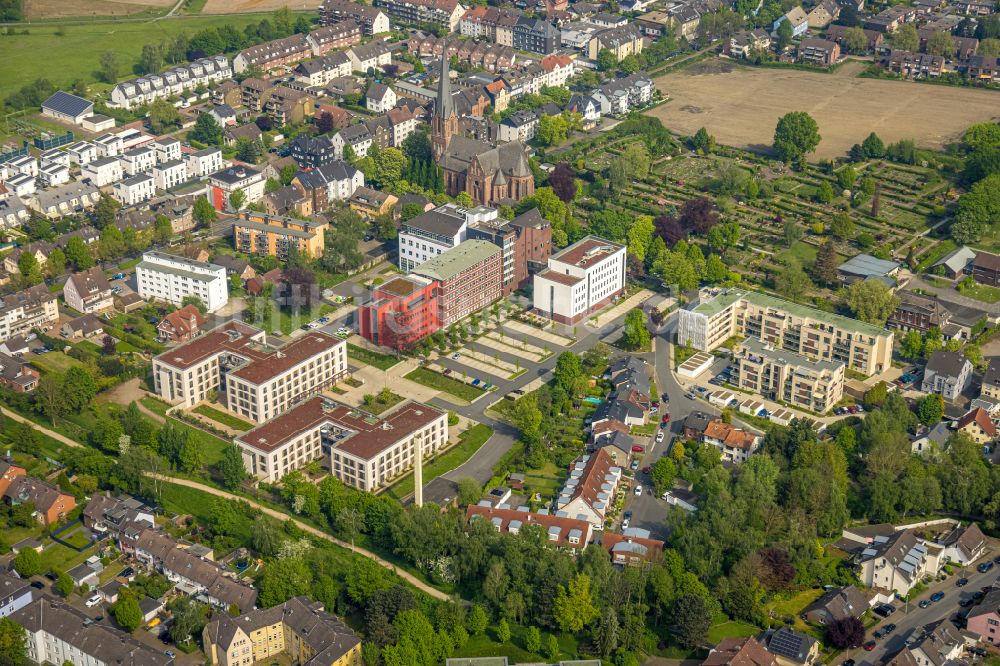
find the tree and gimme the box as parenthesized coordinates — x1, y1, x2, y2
(509, 394, 542, 444)
(456, 478, 481, 506)
(979, 38, 1000, 57)
(193, 195, 217, 228)
(467, 605, 488, 635)
(953, 174, 1000, 244)
(13, 548, 41, 577)
(827, 616, 865, 649)
(553, 574, 599, 633)
(0, 618, 26, 665)
(218, 443, 248, 489)
(496, 618, 511, 643)
(773, 112, 821, 163)
(776, 17, 794, 49)
(679, 197, 719, 234)
(864, 381, 888, 409)
(190, 112, 223, 146)
(829, 213, 855, 239)
(525, 626, 542, 653)
(65, 236, 94, 270)
(537, 114, 569, 147)
(815, 181, 834, 203)
(549, 162, 577, 203)
(64, 367, 97, 413)
(235, 136, 261, 163)
(650, 458, 677, 494)
(926, 30, 956, 56)
(55, 570, 74, 597)
(111, 596, 143, 632)
(140, 42, 162, 75)
(900, 330, 923, 359)
(691, 127, 715, 154)
(674, 594, 711, 649)
(169, 597, 207, 644)
(861, 132, 885, 159)
(596, 47, 617, 71)
(545, 634, 560, 661)
(812, 239, 839, 285)
(891, 23, 920, 52)
(842, 26, 869, 54)
(843, 279, 901, 326)
(100, 50, 119, 83)
(773, 259, 812, 301)
(17, 251, 41, 285)
(228, 188, 247, 212)
(622, 309, 650, 350)
(918, 393, 945, 426)
(782, 220, 803, 247)
(554, 351, 582, 392)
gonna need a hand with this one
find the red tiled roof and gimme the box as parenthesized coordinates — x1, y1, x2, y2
(703, 420, 759, 450)
(541, 53, 572, 70)
(569, 448, 618, 509)
(704, 637, 777, 666)
(157, 304, 206, 340)
(229, 332, 342, 384)
(957, 407, 997, 438)
(536, 268, 582, 286)
(154, 321, 264, 370)
(466, 505, 592, 548)
(603, 532, 664, 561)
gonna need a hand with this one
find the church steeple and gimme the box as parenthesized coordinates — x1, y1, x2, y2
(432, 55, 458, 161)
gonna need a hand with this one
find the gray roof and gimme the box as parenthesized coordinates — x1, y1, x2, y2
(933, 245, 977, 274)
(402, 204, 466, 238)
(838, 253, 900, 278)
(925, 350, 970, 378)
(41, 91, 93, 117)
(436, 51, 454, 120)
(766, 627, 818, 665)
(412, 240, 500, 281)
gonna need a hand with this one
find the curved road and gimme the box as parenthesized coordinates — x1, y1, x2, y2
(146, 474, 453, 602)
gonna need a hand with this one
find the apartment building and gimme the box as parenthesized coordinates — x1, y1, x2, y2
(377, 0, 465, 31)
(291, 160, 364, 210)
(12, 598, 174, 666)
(587, 23, 643, 60)
(63, 267, 113, 314)
(358, 274, 439, 350)
(109, 55, 232, 109)
(467, 207, 552, 296)
(153, 322, 348, 422)
(203, 596, 362, 666)
(677, 288, 894, 376)
(0, 572, 32, 619)
(412, 240, 503, 327)
(921, 350, 973, 401)
(0, 284, 59, 341)
(294, 52, 353, 87)
(556, 449, 622, 530)
(887, 290, 952, 333)
(113, 174, 156, 207)
(65, 141, 97, 165)
(701, 419, 761, 464)
(38, 163, 69, 188)
(320, 0, 391, 35)
(513, 16, 562, 53)
(467, 504, 593, 550)
(80, 156, 120, 188)
(153, 159, 188, 191)
(733, 338, 845, 413)
(120, 146, 156, 176)
(136, 251, 229, 312)
(533, 236, 626, 325)
(858, 530, 930, 596)
(186, 148, 224, 178)
(236, 395, 446, 489)
(233, 211, 328, 259)
(206, 166, 266, 212)
(398, 202, 491, 271)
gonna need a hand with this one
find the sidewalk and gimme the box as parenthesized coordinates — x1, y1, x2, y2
(503, 319, 574, 347)
(590, 289, 654, 328)
(0, 407, 80, 449)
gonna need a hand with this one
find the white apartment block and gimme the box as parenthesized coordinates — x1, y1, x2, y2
(136, 250, 229, 312)
(40, 149, 71, 169)
(206, 166, 266, 212)
(82, 157, 124, 187)
(153, 138, 182, 163)
(185, 148, 224, 178)
(4, 174, 35, 198)
(94, 133, 124, 157)
(533, 235, 627, 325)
(153, 160, 188, 191)
(0, 284, 59, 341)
(109, 55, 232, 110)
(65, 141, 97, 165)
(120, 146, 157, 176)
(236, 395, 447, 487)
(38, 163, 70, 188)
(153, 323, 348, 423)
(398, 203, 497, 272)
(113, 174, 155, 207)
(7, 156, 38, 179)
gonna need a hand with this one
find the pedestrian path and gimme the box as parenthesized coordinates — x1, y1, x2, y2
(590, 289, 654, 328)
(0, 407, 80, 448)
(503, 319, 574, 348)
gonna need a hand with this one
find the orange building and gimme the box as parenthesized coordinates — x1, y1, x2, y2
(233, 211, 328, 260)
(0, 461, 26, 496)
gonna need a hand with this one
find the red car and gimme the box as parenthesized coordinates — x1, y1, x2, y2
(631, 445, 645, 453)
(661, 414, 671, 423)
(863, 641, 876, 652)
(641, 466, 650, 474)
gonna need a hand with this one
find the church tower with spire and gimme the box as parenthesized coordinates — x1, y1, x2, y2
(432, 55, 458, 161)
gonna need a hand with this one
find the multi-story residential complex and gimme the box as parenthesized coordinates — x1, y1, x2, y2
(358, 274, 439, 350)
(290, 135, 339, 168)
(109, 55, 232, 109)
(377, 0, 465, 31)
(233, 25, 362, 73)
(291, 160, 364, 210)
(136, 251, 229, 312)
(153, 137, 182, 163)
(857, 530, 930, 596)
(204, 596, 362, 666)
(38, 163, 69, 188)
(153, 159, 188, 191)
(346, 41, 394, 73)
(12, 598, 174, 666)
(152, 322, 348, 422)
(540, 53, 575, 87)
(0, 284, 59, 341)
(294, 52, 353, 86)
(591, 73, 654, 117)
(677, 288, 894, 376)
(84, 156, 124, 187)
(0, 572, 32, 619)
(399, 202, 487, 271)
(233, 211, 328, 259)
(63, 267, 113, 314)
(206, 166, 266, 212)
(533, 236, 626, 325)
(467, 504, 594, 550)
(459, 5, 522, 39)
(321, 0, 391, 35)
(921, 350, 973, 401)
(113, 174, 156, 207)
(412, 240, 503, 327)
(186, 148, 224, 178)
(556, 449, 622, 530)
(467, 208, 552, 296)
(126, 528, 258, 611)
(513, 16, 562, 53)
(236, 395, 447, 489)
(65, 141, 97, 165)
(733, 338, 845, 413)
(588, 23, 643, 60)
(120, 146, 157, 176)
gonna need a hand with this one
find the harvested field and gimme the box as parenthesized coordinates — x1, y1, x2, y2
(25, 0, 172, 19)
(648, 59, 1000, 159)
(201, 0, 315, 12)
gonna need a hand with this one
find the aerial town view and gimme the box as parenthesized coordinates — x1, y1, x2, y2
(2, 0, 1000, 662)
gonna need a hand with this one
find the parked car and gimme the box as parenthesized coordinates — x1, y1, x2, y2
(979, 561, 995, 573)
(873, 604, 896, 617)
(634, 485, 642, 496)
(918, 600, 931, 609)
(957, 578, 969, 587)
(930, 592, 945, 602)
(621, 518, 630, 530)
(29, 581, 43, 590)
(112, 273, 126, 280)
(863, 641, 876, 651)
(641, 466, 650, 474)
(655, 432, 664, 443)
(685, 392, 697, 400)
(649, 406, 659, 414)
(661, 414, 670, 423)
(85, 595, 102, 608)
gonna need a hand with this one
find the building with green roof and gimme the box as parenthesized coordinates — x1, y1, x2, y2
(412, 240, 503, 326)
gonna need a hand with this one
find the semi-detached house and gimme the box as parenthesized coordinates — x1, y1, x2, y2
(63, 267, 113, 314)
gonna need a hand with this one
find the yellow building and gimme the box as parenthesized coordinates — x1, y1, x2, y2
(233, 211, 328, 260)
(203, 596, 362, 666)
(587, 24, 644, 60)
(733, 337, 845, 414)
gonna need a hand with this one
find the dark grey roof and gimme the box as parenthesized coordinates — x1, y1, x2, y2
(925, 350, 970, 378)
(403, 206, 466, 237)
(437, 50, 454, 120)
(766, 627, 818, 665)
(838, 253, 900, 278)
(340, 124, 371, 143)
(367, 82, 392, 101)
(509, 207, 548, 230)
(210, 166, 261, 184)
(41, 91, 93, 118)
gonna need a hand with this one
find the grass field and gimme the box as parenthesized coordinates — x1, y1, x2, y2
(30, 351, 86, 375)
(140, 396, 171, 416)
(648, 59, 1000, 159)
(707, 615, 759, 643)
(383, 424, 494, 501)
(346, 344, 400, 370)
(404, 367, 487, 402)
(0, 15, 285, 100)
(193, 405, 253, 431)
(24, 0, 173, 21)
(958, 280, 1000, 303)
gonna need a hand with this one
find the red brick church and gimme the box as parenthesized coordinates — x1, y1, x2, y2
(432, 58, 534, 206)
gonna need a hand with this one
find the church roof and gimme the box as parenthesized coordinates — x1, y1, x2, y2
(440, 136, 531, 180)
(436, 51, 454, 120)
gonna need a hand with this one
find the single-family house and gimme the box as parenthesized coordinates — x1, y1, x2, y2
(921, 350, 973, 401)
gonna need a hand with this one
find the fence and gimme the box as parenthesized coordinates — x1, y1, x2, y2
(0, 142, 29, 164)
(33, 131, 74, 150)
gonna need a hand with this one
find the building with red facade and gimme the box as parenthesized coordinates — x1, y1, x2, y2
(358, 274, 439, 351)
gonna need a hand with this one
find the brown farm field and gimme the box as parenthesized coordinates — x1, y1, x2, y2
(201, 0, 316, 12)
(24, 0, 173, 19)
(648, 59, 1000, 159)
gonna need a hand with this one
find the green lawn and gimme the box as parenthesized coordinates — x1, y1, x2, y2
(140, 397, 170, 417)
(776, 240, 819, 267)
(383, 424, 494, 501)
(39, 541, 90, 575)
(765, 588, 825, 632)
(30, 351, 86, 375)
(707, 616, 759, 643)
(958, 281, 1000, 304)
(520, 461, 566, 498)
(346, 343, 401, 370)
(276, 303, 336, 335)
(456, 624, 581, 663)
(405, 367, 486, 402)
(193, 405, 254, 431)
(0, 15, 308, 99)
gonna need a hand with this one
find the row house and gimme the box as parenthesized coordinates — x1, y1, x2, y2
(555, 450, 622, 530)
(377, 0, 466, 32)
(0, 189, 30, 229)
(3, 474, 76, 526)
(591, 73, 654, 117)
(603, 528, 665, 566)
(308, 21, 363, 55)
(388, 106, 418, 146)
(952, 0, 995, 14)
(887, 290, 952, 333)
(290, 134, 338, 168)
(825, 24, 883, 53)
(294, 51, 352, 87)
(407, 34, 516, 71)
(291, 160, 364, 210)
(865, 4, 917, 32)
(635, 10, 672, 37)
(885, 50, 945, 77)
(467, 504, 593, 550)
(964, 55, 1000, 81)
(320, 0, 391, 35)
(109, 55, 231, 110)
(82, 493, 156, 540)
(459, 5, 522, 40)
(37, 163, 69, 188)
(0, 572, 31, 619)
(234, 33, 310, 74)
(28, 181, 100, 219)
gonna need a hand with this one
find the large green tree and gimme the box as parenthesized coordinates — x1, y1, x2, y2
(773, 112, 821, 163)
(843, 280, 900, 326)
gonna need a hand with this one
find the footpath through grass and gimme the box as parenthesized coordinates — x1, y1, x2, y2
(383, 424, 494, 501)
(405, 367, 486, 402)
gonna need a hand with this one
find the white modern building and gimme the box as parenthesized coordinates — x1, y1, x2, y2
(82, 156, 124, 187)
(206, 166, 266, 212)
(113, 174, 156, 207)
(37, 163, 70, 188)
(185, 148, 223, 178)
(136, 250, 228, 312)
(153, 137, 182, 163)
(94, 133, 124, 158)
(65, 141, 97, 165)
(120, 146, 157, 176)
(533, 235, 626, 324)
(398, 203, 497, 272)
(108, 55, 232, 110)
(7, 156, 38, 178)
(153, 160, 188, 191)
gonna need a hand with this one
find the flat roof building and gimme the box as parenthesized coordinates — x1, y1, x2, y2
(412, 239, 503, 327)
(233, 211, 328, 260)
(533, 235, 626, 324)
(733, 337, 845, 414)
(136, 251, 229, 312)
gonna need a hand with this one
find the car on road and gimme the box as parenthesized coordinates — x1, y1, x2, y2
(164, 650, 176, 658)
(641, 466, 650, 474)
(630, 461, 639, 471)
(621, 518, 630, 529)
(873, 604, 896, 617)
(634, 485, 642, 496)
(318, 317, 330, 324)
(632, 445, 645, 453)
(863, 641, 876, 651)
(29, 581, 43, 589)
(662, 393, 670, 402)
(685, 392, 697, 400)
(930, 591, 945, 602)
(85, 595, 102, 608)
(661, 414, 670, 423)
(979, 561, 995, 573)
(918, 599, 931, 609)
(655, 432, 664, 443)
(112, 273, 126, 280)
(993, 554, 1000, 565)
(874, 624, 896, 638)
(623, 511, 632, 519)
(957, 578, 969, 587)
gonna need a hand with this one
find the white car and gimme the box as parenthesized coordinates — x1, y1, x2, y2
(655, 432, 665, 443)
(622, 518, 630, 530)
(634, 485, 642, 496)
(85, 595, 101, 608)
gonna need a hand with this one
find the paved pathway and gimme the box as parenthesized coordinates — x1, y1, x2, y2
(0, 407, 80, 448)
(146, 474, 453, 602)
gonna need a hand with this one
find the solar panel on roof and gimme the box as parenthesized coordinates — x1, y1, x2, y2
(768, 630, 806, 659)
(42, 91, 93, 118)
